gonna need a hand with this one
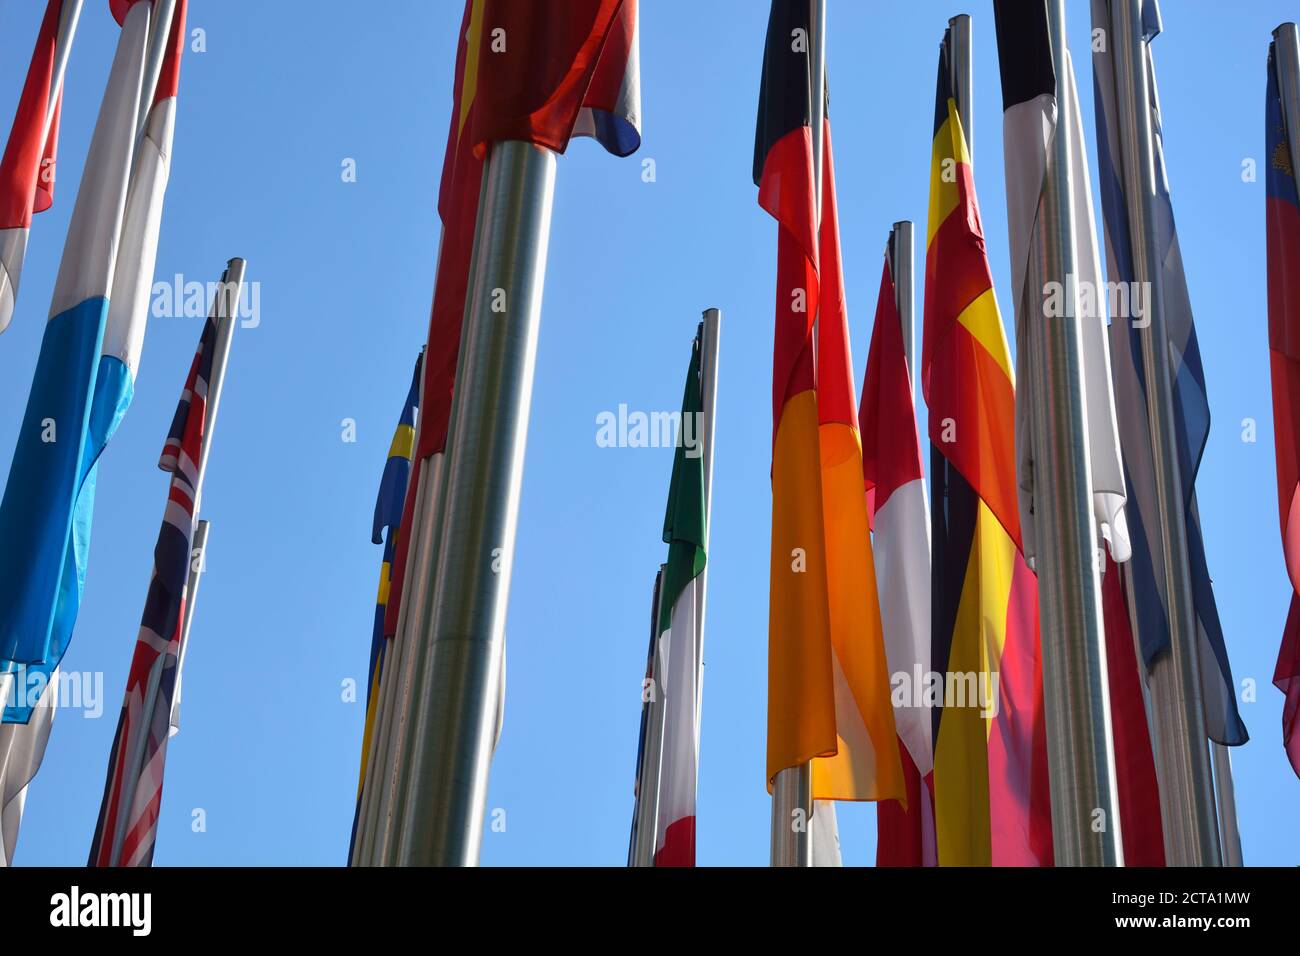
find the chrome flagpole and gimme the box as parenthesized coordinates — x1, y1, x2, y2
(42, 0, 85, 148)
(393, 139, 557, 866)
(105, 258, 243, 866)
(1022, 0, 1122, 866)
(134, 0, 176, 142)
(1107, 0, 1220, 866)
(889, 221, 914, 389)
(169, 518, 208, 734)
(694, 310, 720, 740)
(1211, 742, 1243, 866)
(630, 567, 667, 866)
(771, 0, 825, 869)
(948, 15, 973, 155)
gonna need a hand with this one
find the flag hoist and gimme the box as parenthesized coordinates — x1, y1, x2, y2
(358, 0, 641, 867)
(1092, 0, 1248, 866)
(755, 0, 904, 867)
(1265, 24, 1300, 792)
(0, 0, 83, 337)
(923, 16, 1054, 866)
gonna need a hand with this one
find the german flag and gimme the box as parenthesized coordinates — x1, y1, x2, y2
(755, 0, 902, 803)
(922, 25, 1051, 865)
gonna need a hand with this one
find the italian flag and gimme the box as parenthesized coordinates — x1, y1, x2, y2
(653, 330, 707, 867)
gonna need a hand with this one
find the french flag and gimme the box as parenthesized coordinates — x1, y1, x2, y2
(0, 0, 158, 722)
(0, 0, 82, 335)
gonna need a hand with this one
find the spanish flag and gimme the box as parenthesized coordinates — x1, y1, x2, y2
(922, 25, 1051, 865)
(755, 0, 902, 804)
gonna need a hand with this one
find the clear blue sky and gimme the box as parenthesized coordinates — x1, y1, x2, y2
(0, 0, 1294, 866)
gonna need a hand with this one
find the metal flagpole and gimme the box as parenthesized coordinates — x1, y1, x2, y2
(771, 0, 826, 869)
(392, 139, 557, 866)
(169, 518, 208, 734)
(630, 567, 667, 866)
(106, 258, 244, 866)
(42, 0, 85, 148)
(889, 221, 914, 389)
(380, 171, 495, 867)
(1107, 0, 1220, 866)
(1019, 0, 1123, 866)
(134, 0, 176, 142)
(948, 15, 973, 155)
(1211, 742, 1243, 866)
(694, 310, 720, 741)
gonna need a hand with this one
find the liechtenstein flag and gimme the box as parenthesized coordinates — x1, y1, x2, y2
(0, 1, 156, 722)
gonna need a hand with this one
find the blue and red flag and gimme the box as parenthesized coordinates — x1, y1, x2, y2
(1266, 37, 1300, 780)
(88, 314, 215, 868)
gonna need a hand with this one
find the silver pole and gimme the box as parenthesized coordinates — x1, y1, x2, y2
(1019, 0, 1122, 867)
(630, 567, 667, 866)
(694, 310, 720, 734)
(105, 259, 243, 866)
(771, 0, 826, 869)
(948, 15, 973, 155)
(1108, 0, 1220, 866)
(382, 172, 495, 866)
(1211, 742, 1243, 866)
(889, 221, 914, 391)
(393, 139, 557, 865)
(169, 518, 208, 733)
(41, 0, 84, 148)
(134, 0, 175, 141)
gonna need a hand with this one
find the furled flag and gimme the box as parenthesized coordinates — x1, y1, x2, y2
(993, 0, 1129, 566)
(88, 314, 215, 868)
(861, 243, 936, 867)
(0, 0, 79, 336)
(385, 0, 642, 638)
(348, 351, 422, 859)
(995, 0, 1162, 866)
(754, 0, 903, 805)
(1266, 36, 1300, 779)
(1091, 0, 1247, 747)
(0, 0, 155, 724)
(922, 23, 1052, 866)
(651, 327, 707, 866)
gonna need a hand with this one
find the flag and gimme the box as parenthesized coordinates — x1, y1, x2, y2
(995, 0, 1163, 864)
(923, 24, 1052, 866)
(1091, 0, 1247, 746)
(88, 314, 215, 867)
(754, 0, 902, 804)
(1266, 37, 1300, 779)
(0, 0, 76, 336)
(0, 0, 154, 724)
(387, 0, 642, 636)
(861, 250, 936, 866)
(348, 351, 421, 858)
(993, 0, 1129, 566)
(651, 327, 707, 866)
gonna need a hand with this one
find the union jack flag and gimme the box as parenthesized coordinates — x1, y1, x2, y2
(88, 315, 216, 867)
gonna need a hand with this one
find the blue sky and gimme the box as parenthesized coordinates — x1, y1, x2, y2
(0, 0, 1295, 866)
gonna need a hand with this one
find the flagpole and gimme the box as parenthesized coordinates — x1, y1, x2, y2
(1020, 0, 1123, 867)
(392, 139, 557, 866)
(41, 0, 85, 148)
(134, 0, 176, 137)
(771, 0, 825, 870)
(694, 310, 720, 736)
(1108, 0, 1221, 866)
(630, 566, 667, 866)
(379, 173, 494, 867)
(1211, 742, 1243, 866)
(105, 258, 243, 866)
(889, 221, 914, 390)
(948, 15, 973, 155)
(169, 517, 208, 732)
(1274, 25, 1300, 200)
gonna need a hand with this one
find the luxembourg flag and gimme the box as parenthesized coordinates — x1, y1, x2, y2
(0, 0, 155, 721)
(0, 0, 82, 336)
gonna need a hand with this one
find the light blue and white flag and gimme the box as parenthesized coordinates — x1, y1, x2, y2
(0, 0, 154, 724)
